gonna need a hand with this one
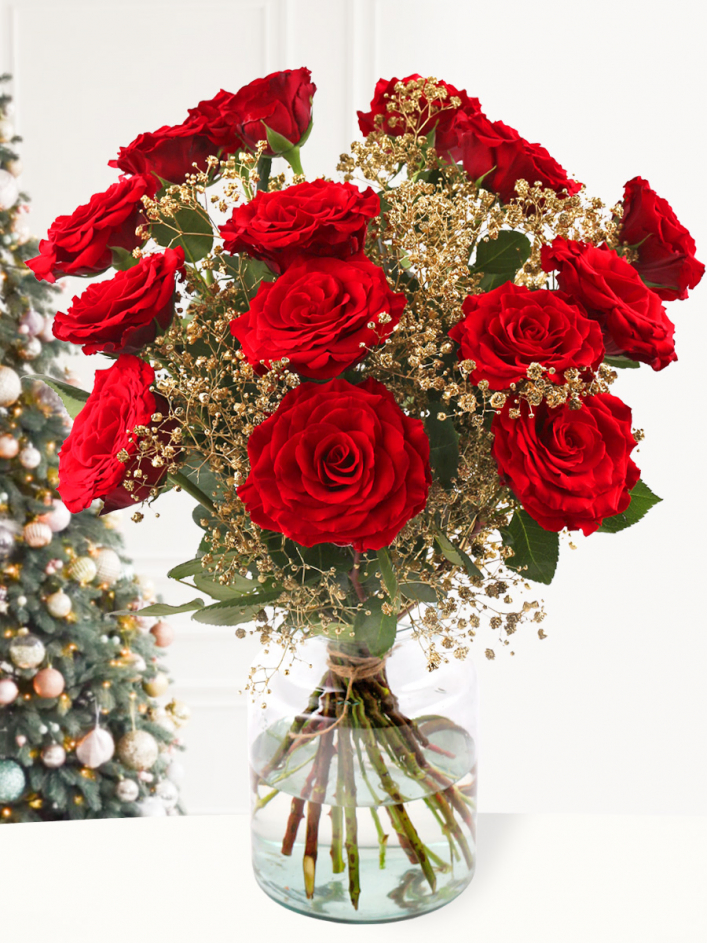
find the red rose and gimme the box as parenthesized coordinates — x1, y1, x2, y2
(53, 247, 184, 355)
(238, 377, 431, 550)
(459, 112, 581, 203)
(220, 179, 379, 272)
(492, 394, 640, 536)
(228, 68, 316, 154)
(357, 74, 482, 160)
(187, 88, 244, 150)
(231, 256, 405, 380)
(26, 175, 156, 283)
(619, 176, 705, 301)
(58, 356, 175, 514)
(449, 283, 604, 390)
(541, 237, 677, 370)
(108, 115, 224, 184)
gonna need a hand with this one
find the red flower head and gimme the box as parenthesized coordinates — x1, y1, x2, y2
(53, 247, 184, 355)
(492, 394, 640, 536)
(109, 115, 224, 184)
(619, 176, 705, 301)
(541, 237, 677, 370)
(187, 88, 245, 151)
(458, 112, 581, 204)
(231, 256, 405, 380)
(449, 283, 604, 390)
(58, 356, 177, 514)
(26, 175, 157, 283)
(357, 74, 482, 160)
(237, 378, 431, 551)
(220, 179, 379, 273)
(228, 68, 316, 154)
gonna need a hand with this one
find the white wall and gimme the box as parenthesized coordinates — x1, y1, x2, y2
(2, 0, 705, 814)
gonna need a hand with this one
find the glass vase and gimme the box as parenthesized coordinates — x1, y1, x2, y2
(248, 629, 478, 923)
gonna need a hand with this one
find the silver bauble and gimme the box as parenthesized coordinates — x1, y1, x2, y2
(41, 743, 67, 768)
(9, 633, 45, 669)
(117, 730, 159, 770)
(76, 727, 115, 768)
(155, 779, 179, 810)
(94, 547, 122, 586)
(0, 365, 21, 407)
(115, 778, 140, 802)
(18, 446, 41, 470)
(0, 759, 25, 802)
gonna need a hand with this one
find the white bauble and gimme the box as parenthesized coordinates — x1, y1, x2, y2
(24, 521, 52, 548)
(137, 575, 156, 601)
(94, 547, 122, 586)
(40, 499, 71, 533)
(167, 760, 185, 785)
(76, 728, 115, 768)
(18, 337, 42, 361)
(7, 158, 22, 177)
(0, 169, 19, 210)
(9, 634, 45, 670)
(137, 796, 166, 817)
(0, 434, 19, 459)
(117, 730, 159, 770)
(38, 317, 55, 344)
(46, 591, 72, 618)
(20, 310, 44, 337)
(115, 778, 140, 802)
(123, 651, 146, 676)
(155, 779, 179, 811)
(0, 365, 21, 407)
(0, 677, 19, 705)
(68, 556, 97, 584)
(18, 446, 41, 470)
(41, 743, 67, 768)
(155, 713, 177, 736)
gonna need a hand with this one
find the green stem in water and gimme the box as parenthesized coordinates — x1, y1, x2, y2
(253, 787, 279, 814)
(370, 807, 388, 870)
(338, 720, 361, 910)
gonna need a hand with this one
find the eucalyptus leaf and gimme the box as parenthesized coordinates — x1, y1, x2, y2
(435, 531, 483, 579)
(24, 375, 89, 420)
(400, 582, 438, 604)
(501, 509, 559, 584)
(353, 600, 397, 657)
(191, 587, 283, 625)
(193, 571, 265, 601)
(151, 205, 214, 263)
(597, 480, 662, 533)
(472, 231, 531, 289)
(376, 548, 400, 610)
(112, 598, 205, 617)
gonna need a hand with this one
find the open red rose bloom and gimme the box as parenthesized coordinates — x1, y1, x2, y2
(27, 68, 703, 920)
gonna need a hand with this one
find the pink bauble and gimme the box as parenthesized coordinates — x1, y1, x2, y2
(0, 677, 19, 705)
(0, 434, 19, 459)
(150, 621, 175, 648)
(39, 499, 72, 534)
(32, 667, 65, 698)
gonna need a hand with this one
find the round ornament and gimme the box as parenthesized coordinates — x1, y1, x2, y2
(18, 337, 42, 361)
(19, 310, 44, 337)
(150, 621, 175, 648)
(0, 759, 25, 802)
(155, 779, 179, 811)
(46, 591, 72, 618)
(40, 499, 71, 533)
(41, 743, 66, 768)
(24, 520, 52, 547)
(153, 711, 176, 735)
(0, 365, 21, 407)
(143, 673, 169, 698)
(0, 434, 19, 459)
(38, 317, 55, 344)
(0, 677, 19, 705)
(19, 446, 41, 470)
(7, 158, 22, 177)
(68, 556, 97, 584)
(117, 730, 159, 770)
(137, 796, 166, 817)
(76, 727, 115, 768)
(122, 651, 146, 676)
(32, 667, 65, 698)
(0, 524, 14, 559)
(93, 547, 122, 586)
(0, 169, 19, 210)
(15, 735, 26, 747)
(9, 634, 45, 669)
(168, 700, 191, 726)
(115, 778, 140, 802)
(167, 760, 185, 785)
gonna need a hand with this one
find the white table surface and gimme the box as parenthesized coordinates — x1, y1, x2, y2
(2, 814, 704, 942)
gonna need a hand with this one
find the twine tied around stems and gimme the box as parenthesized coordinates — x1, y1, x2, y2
(287, 651, 387, 746)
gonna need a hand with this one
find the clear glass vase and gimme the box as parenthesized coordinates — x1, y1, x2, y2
(248, 629, 478, 923)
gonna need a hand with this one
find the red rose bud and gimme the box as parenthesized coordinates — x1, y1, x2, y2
(541, 237, 677, 370)
(231, 256, 405, 380)
(619, 176, 705, 301)
(458, 112, 581, 203)
(109, 114, 224, 184)
(492, 394, 640, 536)
(187, 88, 245, 151)
(357, 74, 482, 160)
(58, 355, 177, 514)
(229, 68, 316, 155)
(220, 179, 379, 273)
(449, 283, 604, 390)
(53, 247, 184, 355)
(26, 175, 157, 283)
(237, 377, 431, 551)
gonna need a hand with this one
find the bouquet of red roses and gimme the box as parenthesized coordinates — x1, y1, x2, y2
(28, 69, 702, 922)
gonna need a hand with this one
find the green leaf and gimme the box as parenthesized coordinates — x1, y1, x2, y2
(222, 255, 276, 298)
(110, 246, 141, 271)
(435, 531, 483, 579)
(597, 480, 662, 533)
(604, 355, 641, 370)
(151, 205, 213, 263)
(501, 509, 559, 584)
(192, 572, 264, 601)
(112, 598, 205, 617)
(472, 230, 531, 286)
(191, 588, 283, 625)
(23, 375, 89, 420)
(425, 404, 459, 489)
(353, 599, 397, 657)
(376, 548, 400, 611)
(400, 581, 438, 604)
(167, 558, 205, 580)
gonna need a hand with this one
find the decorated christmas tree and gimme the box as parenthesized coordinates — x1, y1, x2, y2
(0, 75, 188, 821)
